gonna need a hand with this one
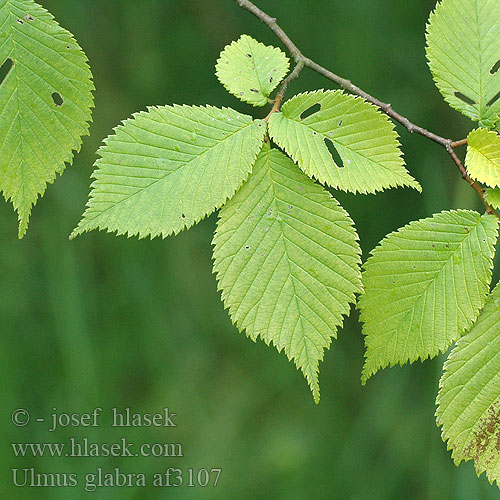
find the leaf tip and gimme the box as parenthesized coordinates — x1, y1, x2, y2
(309, 376, 321, 404)
(411, 179, 423, 193)
(69, 222, 86, 240)
(360, 366, 373, 386)
(17, 211, 30, 239)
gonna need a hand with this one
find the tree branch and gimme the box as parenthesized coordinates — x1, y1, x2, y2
(235, 0, 499, 218)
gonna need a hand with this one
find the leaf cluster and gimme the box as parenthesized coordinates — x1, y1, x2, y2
(4, 0, 500, 486)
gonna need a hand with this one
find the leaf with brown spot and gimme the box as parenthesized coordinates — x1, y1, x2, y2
(437, 281, 500, 484)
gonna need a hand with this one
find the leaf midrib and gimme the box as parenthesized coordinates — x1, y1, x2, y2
(263, 151, 330, 388)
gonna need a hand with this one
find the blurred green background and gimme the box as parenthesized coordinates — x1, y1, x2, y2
(2, 0, 500, 498)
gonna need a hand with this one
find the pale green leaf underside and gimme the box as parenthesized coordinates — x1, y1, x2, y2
(213, 145, 362, 403)
(0, 0, 94, 237)
(484, 187, 500, 210)
(268, 90, 421, 194)
(426, 0, 500, 127)
(466, 128, 500, 188)
(359, 210, 498, 383)
(216, 34, 289, 107)
(437, 282, 500, 485)
(71, 106, 266, 240)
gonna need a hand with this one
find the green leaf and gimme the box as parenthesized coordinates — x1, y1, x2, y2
(0, 0, 94, 237)
(268, 90, 421, 194)
(484, 187, 500, 210)
(216, 34, 289, 107)
(426, 0, 500, 127)
(71, 106, 266, 240)
(358, 210, 498, 383)
(466, 128, 500, 187)
(437, 281, 500, 484)
(213, 145, 362, 402)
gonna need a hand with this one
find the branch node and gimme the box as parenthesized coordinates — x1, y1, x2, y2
(235, 0, 500, 220)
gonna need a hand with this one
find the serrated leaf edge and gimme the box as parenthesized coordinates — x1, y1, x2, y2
(215, 34, 290, 107)
(359, 209, 499, 383)
(70, 105, 265, 240)
(211, 146, 363, 403)
(2, 0, 95, 237)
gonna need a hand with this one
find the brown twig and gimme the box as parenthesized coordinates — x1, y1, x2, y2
(451, 138, 468, 148)
(446, 145, 494, 213)
(235, 0, 499, 219)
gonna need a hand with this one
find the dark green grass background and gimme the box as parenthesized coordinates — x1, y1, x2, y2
(2, 0, 500, 498)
